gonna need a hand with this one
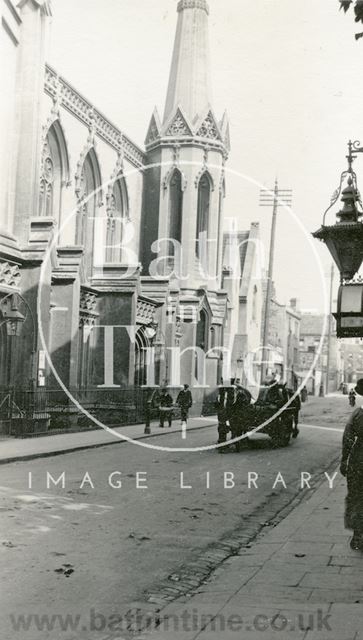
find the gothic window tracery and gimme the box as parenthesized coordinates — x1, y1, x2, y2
(196, 309, 208, 352)
(166, 111, 191, 137)
(76, 149, 101, 278)
(106, 177, 129, 263)
(196, 173, 211, 258)
(134, 326, 151, 387)
(168, 169, 183, 255)
(216, 177, 225, 272)
(39, 121, 70, 226)
(196, 112, 220, 140)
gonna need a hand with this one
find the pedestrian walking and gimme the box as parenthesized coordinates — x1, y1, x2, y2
(301, 386, 308, 402)
(340, 378, 363, 550)
(215, 387, 230, 445)
(287, 388, 301, 438)
(176, 384, 193, 429)
(349, 388, 356, 407)
(158, 387, 173, 428)
(229, 386, 253, 452)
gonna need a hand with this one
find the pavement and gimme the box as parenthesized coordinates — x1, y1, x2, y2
(142, 475, 362, 640)
(0, 415, 217, 464)
(0, 392, 349, 465)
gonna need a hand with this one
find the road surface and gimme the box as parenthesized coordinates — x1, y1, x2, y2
(0, 395, 350, 640)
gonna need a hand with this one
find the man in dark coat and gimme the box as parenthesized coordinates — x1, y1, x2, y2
(176, 384, 193, 426)
(159, 388, 173, 428)
(229, 386, 253, 452)
(215, 387, 230, 445)
(287, 388, 301, 438)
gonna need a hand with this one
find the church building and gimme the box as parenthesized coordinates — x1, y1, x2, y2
(0, 0, 262, 430)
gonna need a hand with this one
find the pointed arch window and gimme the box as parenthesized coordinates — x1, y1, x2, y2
(196, 173, 211, 258)
(39, 122, 69, 225)
(196, 309, 209, 352)
(106, 177, 129, 263)
(134, 326, 151, 387)
(76, 149, 101, 278)
(216, 177, 226, 273)
(168, 169, 183, 253)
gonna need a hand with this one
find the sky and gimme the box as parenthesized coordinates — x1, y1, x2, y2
(46, 0, 363, 312)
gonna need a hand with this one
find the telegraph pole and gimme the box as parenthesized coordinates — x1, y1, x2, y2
(259, 180, 292, 383)
(325, 263, 334, 395)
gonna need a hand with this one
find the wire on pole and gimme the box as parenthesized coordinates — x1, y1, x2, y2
(259, 181, 293, 383)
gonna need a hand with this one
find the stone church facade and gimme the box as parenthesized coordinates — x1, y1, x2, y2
(0, 0, 262, 430)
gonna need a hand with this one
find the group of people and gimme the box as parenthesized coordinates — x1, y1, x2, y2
(157, 384, 192, 429)
(216, 382, 302, 452)
(153, 376, 363, 552)
(152, 375, 363, 551)
(215, 384, 253, 452)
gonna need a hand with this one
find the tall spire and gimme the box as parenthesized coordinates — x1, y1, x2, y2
(163, 0, 213, 125)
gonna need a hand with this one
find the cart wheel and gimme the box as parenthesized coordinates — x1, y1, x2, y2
(270, 433, 280, 448)
(270, 430, 291, 448)
(279, 431, 291, 447)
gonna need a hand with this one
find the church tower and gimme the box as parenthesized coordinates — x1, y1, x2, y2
(141, 0, 230, 387)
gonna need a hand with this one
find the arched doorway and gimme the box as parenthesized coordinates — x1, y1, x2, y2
(134, 326, 152, 387)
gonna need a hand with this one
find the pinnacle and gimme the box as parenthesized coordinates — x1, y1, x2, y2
(163, 0, 213, 124)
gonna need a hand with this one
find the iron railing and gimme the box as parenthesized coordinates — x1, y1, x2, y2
(0, 386, 218, 437)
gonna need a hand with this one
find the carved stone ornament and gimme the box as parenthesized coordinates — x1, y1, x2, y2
(79, 314, 96, 340)
(87, 109, 97, 146)
(166, 112, 192, 137)
(196, 112, 220, 140)
(175, 319, 183, 346)
(162, 165, 188, 192)
(194, 167, 214, 191)
(44, 64, 145, 169)
(0, 261, 21, 287)
(80, 290, 97, 313)
(39, 138, 54, 217)
(79, 315, 96, 327)
(79, 289, 98, 335)
(136, 299, 156, 325)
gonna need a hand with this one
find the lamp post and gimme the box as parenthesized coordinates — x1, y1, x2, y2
(143, 325, 167, 435)
(313, 140, 363, 338)
(0, 292, 37, 388)
(325, 263, 335, 395)
(0, 292, 37, 434)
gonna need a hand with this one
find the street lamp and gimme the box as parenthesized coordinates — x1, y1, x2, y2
(313, 141, 363, 337)
(0, 291, 37, 385)
(313, 141, 363, 281)
(143, 324, 167, 435)
(0, 293, 25, 336)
